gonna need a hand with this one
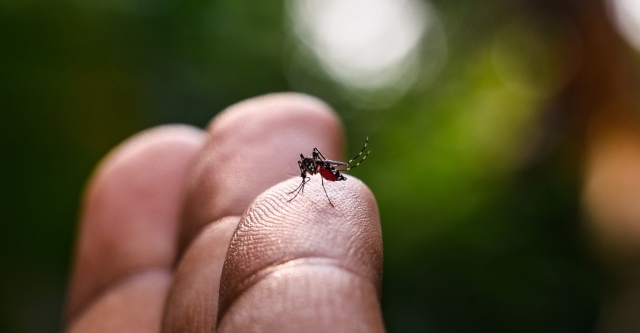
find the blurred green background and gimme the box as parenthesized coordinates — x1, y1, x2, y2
(6, 0, 639, 331)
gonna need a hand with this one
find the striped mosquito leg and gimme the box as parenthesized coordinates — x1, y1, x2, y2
(346, 149, 370, 171)
(346, 137, 369, 164)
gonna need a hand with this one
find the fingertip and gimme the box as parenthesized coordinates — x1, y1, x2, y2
(207, 93, 340, 135)
(217, 175, 382, 330)
(205, 93, 343, 163)
(88, 125, 206, 192)
(68, 125, 206, 323)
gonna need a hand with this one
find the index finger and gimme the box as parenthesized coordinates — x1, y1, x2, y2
(178, 93, 344, 253)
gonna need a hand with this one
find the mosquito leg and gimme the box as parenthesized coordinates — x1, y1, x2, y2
(287, 180, 305, 202)
(346, 137, 369, 164)
(287, 175, 311, 202)
(321, 176, 334, 206)
(287, 171, 309, 202)
(313, 148, 327, 161)
(300, 176, 310, 194)
(287, 179, 304, 195)
(345, 149, 370, 171)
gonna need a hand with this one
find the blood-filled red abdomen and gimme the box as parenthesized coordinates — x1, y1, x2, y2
(319, 167, 340, 181)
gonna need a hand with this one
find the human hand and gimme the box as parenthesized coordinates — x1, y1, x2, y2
(64, 93, 384, 332)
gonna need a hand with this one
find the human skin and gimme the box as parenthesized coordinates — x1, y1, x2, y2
(64, 93, 385, 332)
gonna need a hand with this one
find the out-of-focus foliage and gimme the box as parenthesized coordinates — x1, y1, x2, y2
(2, 0, 605, 332)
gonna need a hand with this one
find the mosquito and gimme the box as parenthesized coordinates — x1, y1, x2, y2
(288, 137, 370, 205)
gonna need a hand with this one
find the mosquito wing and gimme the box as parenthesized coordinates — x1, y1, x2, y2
(322, 159, 348, 166)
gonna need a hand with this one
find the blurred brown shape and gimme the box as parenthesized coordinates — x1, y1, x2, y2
(562, 0, 640, 266)
(559, 0, 640, 331)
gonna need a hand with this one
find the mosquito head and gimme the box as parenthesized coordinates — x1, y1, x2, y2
(301, 157, 316, 173)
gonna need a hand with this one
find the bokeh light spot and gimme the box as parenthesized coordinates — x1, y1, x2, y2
(288, 0, 440, 102)
(609, 0, 640, 52)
